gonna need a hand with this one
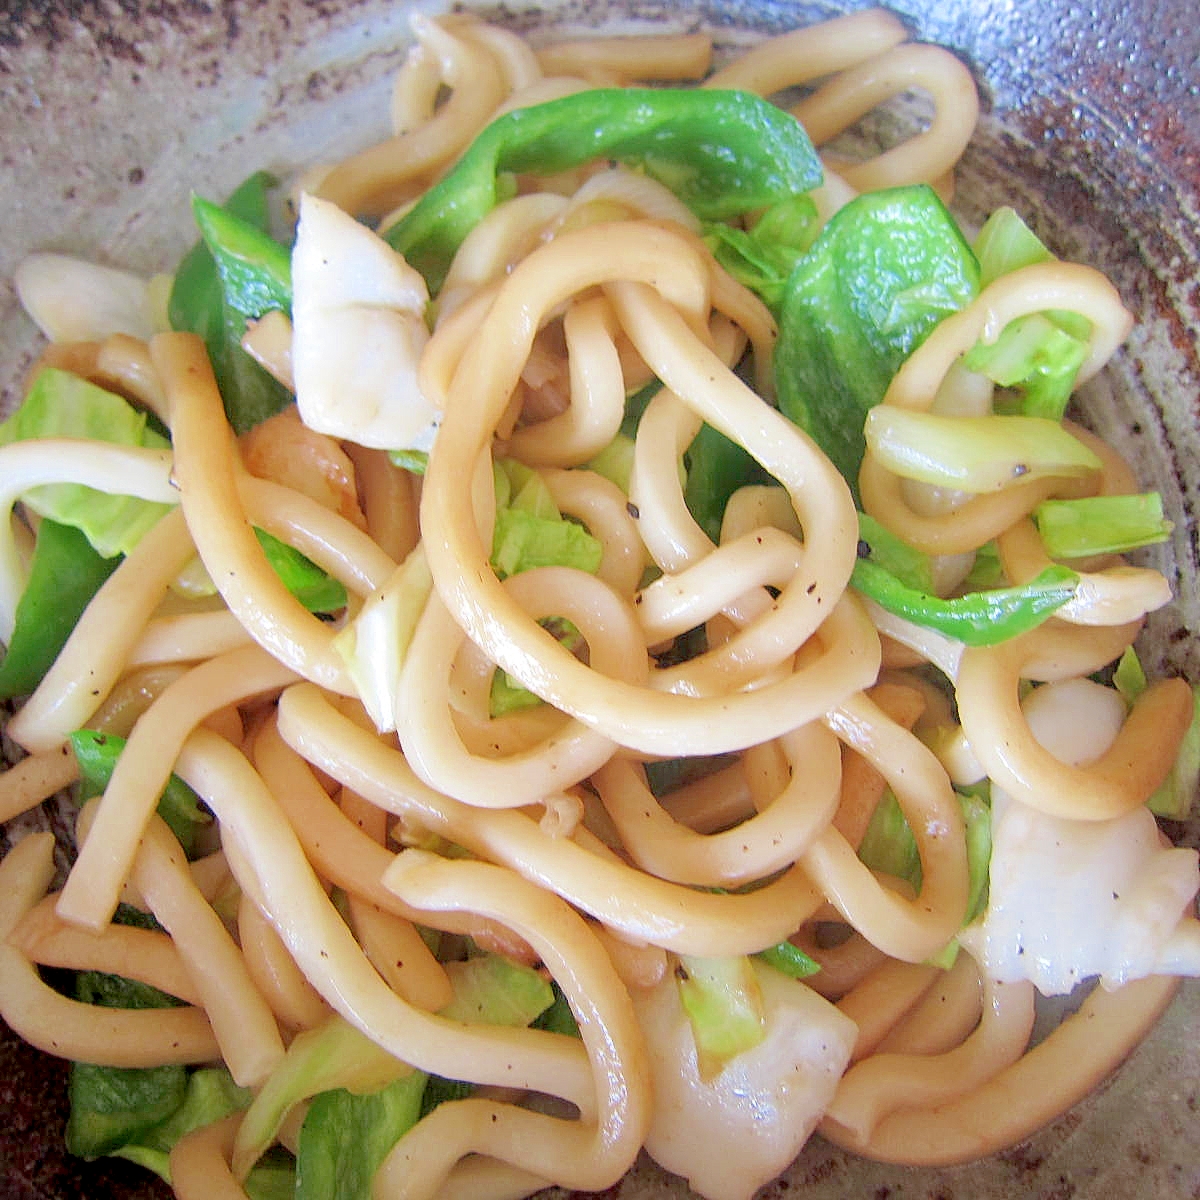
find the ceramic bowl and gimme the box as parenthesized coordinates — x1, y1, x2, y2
(0, 0, 1197, 1196)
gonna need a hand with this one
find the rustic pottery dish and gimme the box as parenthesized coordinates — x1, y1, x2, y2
(0, 0, 1198, 1196)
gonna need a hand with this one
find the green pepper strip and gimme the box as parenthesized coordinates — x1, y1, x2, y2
(169, 171, 277, 332)
(70, 729, 210, 857)
(167, 172, 292, 434)
(755, 940, 820, 979)
(385, 87, 822, 292)
(0, 519, 120, 700)
(191, 196, 293, 320)
(850, 561, 1079, 646)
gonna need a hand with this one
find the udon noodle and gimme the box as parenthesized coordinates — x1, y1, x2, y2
(1, 8, 1197, 1199)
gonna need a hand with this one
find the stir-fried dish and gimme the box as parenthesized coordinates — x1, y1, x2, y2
(0, 9, 1197, 1199)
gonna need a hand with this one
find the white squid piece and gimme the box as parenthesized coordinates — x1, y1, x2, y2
(960, 677, 1200, 994)
(291, 193, 438, 451)
(631, 960, 857, 1200)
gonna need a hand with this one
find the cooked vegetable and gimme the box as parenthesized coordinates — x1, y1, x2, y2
(1111, 647, 1199, 820)
(255, 529, 348, 615)
(964, 313, 1088, 421)
(0, 368, 172, 558)
(385, 88, 824, 291)
(14, 252, 164, 344)
(968, 207, 1092, 419)
(852, 543, 1078, 646)
(702, 195, 820, 310)
(855, 511, 934, 593)
(102, 1069, 254, 1183)
(754, 940, 821, 980)
(168, 172, 293, 433)
(776, 185, 980, 490)
(676, 954, 766, 1079)
(859, 786, 992, 966)
(70, 730, 211, 857)
(491, 510, 603, 579)
(0, 519, 119, 699)
(292, 954, 552, 1200)
(234, 1016, 410, 1180)
(862, 408, 1102, 492)
(67, 935, 189, 1165)
(682, 422, 771, 545)
(191, 195, 292, 321)
(1032, 493, 1173, 558)
(334, 546, 434, 733)
(294, 1073, 426, 1200)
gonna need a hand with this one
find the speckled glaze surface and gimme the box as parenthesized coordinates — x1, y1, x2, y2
(1, 1, 1199, 1197)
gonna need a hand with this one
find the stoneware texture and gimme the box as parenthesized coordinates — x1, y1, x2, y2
(1, 0, 1199, 1197)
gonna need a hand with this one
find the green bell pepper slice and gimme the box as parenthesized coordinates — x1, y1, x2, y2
(385, 87, 823, 291)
